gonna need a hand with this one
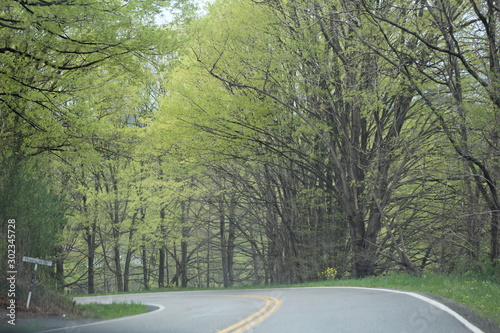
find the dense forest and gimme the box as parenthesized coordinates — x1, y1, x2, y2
(1, 0, 499, 294)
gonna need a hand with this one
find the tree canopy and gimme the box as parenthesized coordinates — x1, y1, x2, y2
(1, 0, 498, 297)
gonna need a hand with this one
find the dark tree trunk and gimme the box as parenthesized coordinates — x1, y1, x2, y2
(142, 244, 149, 290)
(85, 223, 96, 294)
(158, 246, 165, 288)
(219, 198, 229, 287)
(219, 197, 237, 287)
(52, 246, 65, 291)
(227, 200, 236, 286)
(114, 245, 123, 292)
(123, 248, 134, 292)
(491, 208, 499, 262)
(181, 236, 188, 288)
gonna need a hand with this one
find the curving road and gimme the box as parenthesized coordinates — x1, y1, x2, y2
(38, 287, 485, 333)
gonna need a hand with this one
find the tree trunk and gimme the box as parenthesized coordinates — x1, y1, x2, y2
(123, 214, 137, 292)
(349, 212, 377, 278)
(227, 200, 236, 286)
(491, 208, 499, 262)
(179, 199, 190, 288)
(181, 227, 189, 288)
(181, 238, 188, 288)
(172, 242, 179, 287)
(219, 197, 236, 287)
(219, 198, 229, 287)
(85, 223, 96, 294)
(206, 223, 211, 288)
(123, 248, 133, 292)
(142, 247, 149, 290)
(158, 246, 165, 288)
(114, 245, 124, 292)
(53, 246, 65, 292)
(159, 209, 166, 288)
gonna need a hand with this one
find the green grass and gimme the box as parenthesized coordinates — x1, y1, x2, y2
(77, 301, 148, 319)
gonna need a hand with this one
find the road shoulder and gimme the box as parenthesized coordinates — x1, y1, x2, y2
(0, 305, 157, 333)
(412, 291, 499, 333)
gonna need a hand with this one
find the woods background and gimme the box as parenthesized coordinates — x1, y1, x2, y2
(1, 0, 499, 295)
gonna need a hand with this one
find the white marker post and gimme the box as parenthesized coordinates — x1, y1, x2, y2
(22, 256, 52, 309)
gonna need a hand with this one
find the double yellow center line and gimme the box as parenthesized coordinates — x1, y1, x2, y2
(78, 293, 282, 332)
(218, 295, 283, 333)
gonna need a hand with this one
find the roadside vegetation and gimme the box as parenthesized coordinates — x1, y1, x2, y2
(77, 302, 148, 320)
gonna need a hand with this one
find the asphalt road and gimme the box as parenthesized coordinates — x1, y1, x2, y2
(26, 287, 489, 333)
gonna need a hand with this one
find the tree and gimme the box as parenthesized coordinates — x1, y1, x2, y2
(0, 0, 172, 155)
(0, 157, 67, 268)
(183, 0, 438, 277)
(361, 0, 500, 264)
(1, 0, 179, 293)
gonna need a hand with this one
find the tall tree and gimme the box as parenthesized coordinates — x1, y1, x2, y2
(0, 0, 172, 155)
(183, 0, 437, 277)
(361, 0, 500, 263)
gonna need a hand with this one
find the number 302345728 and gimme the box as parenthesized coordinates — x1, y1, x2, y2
(7, 219, 16, 263)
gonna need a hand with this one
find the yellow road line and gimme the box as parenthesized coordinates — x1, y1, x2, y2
(218, 295, 283, 333)
(76, 293, 283, 332)
(135, 294, 282, 332)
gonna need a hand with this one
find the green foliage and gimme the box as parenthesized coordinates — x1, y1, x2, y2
(0, 0, 177, 157)
(0, 157, 67, 261)
(0, 0, 185, 298)
(463, 259, 500, 284)
(1, 0, 497, 299)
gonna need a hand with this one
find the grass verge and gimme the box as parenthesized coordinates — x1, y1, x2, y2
(77, 301, 148, 320)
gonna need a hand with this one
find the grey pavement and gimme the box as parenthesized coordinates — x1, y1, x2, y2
(1, 287, 499, 333)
